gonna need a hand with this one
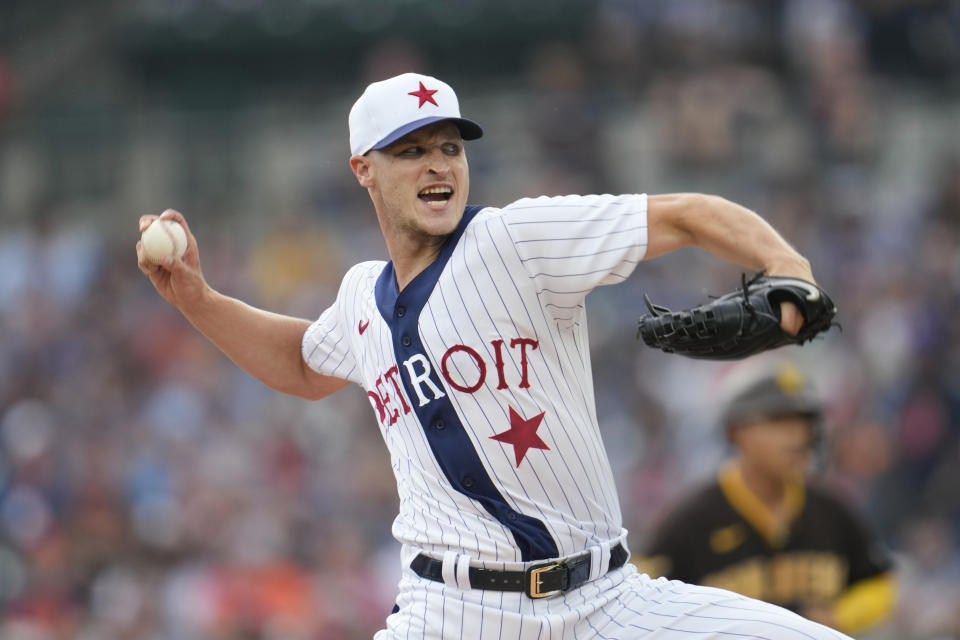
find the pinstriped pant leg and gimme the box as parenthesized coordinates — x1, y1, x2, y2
(579, 569, 851, 640)
(376, 566, 852, 640)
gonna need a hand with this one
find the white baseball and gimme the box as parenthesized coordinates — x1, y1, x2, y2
(141, 219, 188, 263)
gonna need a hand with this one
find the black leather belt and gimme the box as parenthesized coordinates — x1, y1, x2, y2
(410, 542, 629, 599)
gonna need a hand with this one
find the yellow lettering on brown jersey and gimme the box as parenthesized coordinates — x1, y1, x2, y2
(702, 551, 848, 606)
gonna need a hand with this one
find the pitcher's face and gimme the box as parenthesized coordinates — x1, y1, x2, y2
(353, 121, 470, 241)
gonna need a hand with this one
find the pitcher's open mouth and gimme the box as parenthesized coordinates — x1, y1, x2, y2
(419, 185, 453, 209)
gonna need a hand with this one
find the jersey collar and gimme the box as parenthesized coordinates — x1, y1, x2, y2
(375, 205, 483, 324)
(718, 462, 806, 548)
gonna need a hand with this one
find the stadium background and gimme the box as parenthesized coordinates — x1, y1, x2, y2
(1, 0, 959, 638)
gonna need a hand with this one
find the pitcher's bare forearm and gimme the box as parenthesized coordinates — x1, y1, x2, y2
(646, 193, 812, 279)
(182, 288, 349, 400)
(137, 210, 348, 400)
(645, 193, 814, 334)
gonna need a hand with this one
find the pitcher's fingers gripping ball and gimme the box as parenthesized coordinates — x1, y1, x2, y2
(637, 271, 838, 359)
(141, 218, 188, 263)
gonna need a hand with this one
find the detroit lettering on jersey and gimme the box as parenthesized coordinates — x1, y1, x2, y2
(368, 336, 539, 421)
(302, 193, 648, 563)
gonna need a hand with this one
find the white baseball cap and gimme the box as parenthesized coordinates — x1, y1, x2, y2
(348, 72, 483, 156)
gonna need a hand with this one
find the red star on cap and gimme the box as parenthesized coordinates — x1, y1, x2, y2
(490, 406, 550, 467)
(408, 81, 439, 108)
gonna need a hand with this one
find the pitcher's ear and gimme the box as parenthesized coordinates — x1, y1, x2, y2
(350, 155, 373, 187)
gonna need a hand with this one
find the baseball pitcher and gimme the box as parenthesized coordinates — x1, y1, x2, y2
(137, 73, 846, 639)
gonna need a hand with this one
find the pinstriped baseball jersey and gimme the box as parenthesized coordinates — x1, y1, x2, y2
(303, 193, 647, 563)
(302, 192, 855, 640)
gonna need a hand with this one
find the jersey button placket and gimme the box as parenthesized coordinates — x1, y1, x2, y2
(401, 335, 411, 347)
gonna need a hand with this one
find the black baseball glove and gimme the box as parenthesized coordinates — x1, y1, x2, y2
(637, 272, 838, 360)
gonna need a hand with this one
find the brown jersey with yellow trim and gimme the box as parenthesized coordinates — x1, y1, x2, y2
(640, 465, 892, 614)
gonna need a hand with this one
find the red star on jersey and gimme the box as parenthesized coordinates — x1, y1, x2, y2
(408, 81, 439, 108)
(490, 406, 550, 467)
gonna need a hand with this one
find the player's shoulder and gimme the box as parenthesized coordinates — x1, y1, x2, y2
(501, 193, 634, 210)
(343, 259, 387, 279)
(657, 477, 726, 526)
(491, 193, 648, 227)
(678, 477, 725, 511)
(803, 481, 864, 516)
(338, 260, 387, 291)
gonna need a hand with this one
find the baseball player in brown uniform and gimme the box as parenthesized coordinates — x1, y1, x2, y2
(640, 360, 896, 635)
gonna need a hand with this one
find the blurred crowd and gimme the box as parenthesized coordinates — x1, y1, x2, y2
(2, 0, 960, 638)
